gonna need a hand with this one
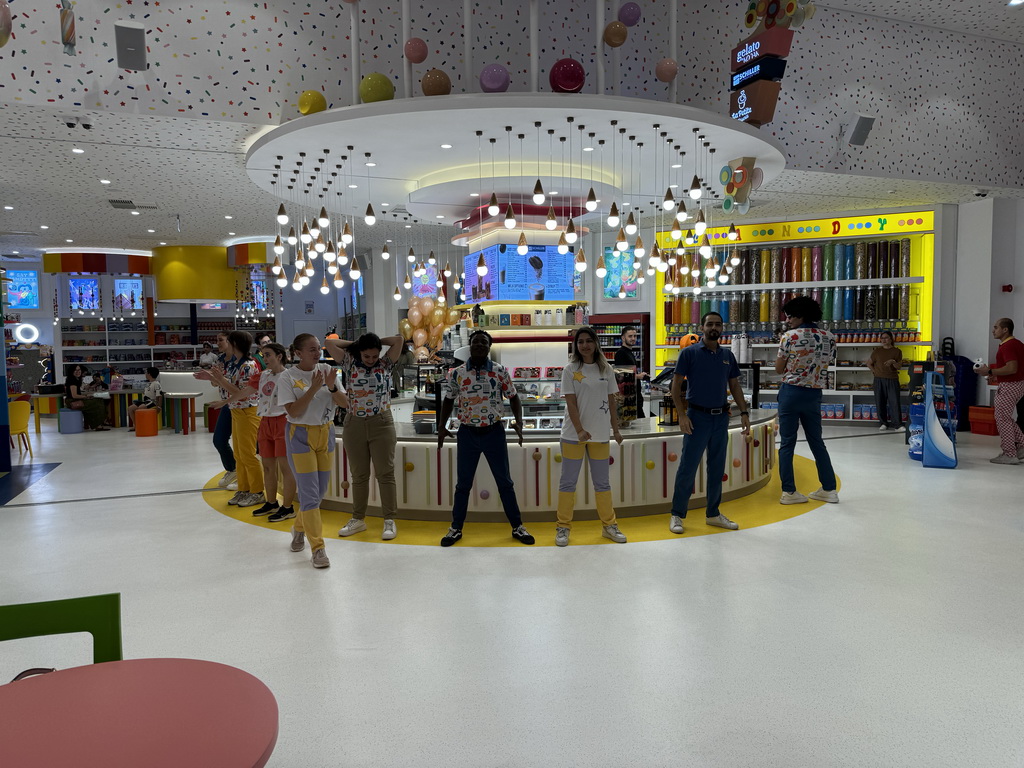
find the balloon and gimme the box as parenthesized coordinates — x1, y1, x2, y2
(414, 345, 429, 360)
(421, 297, 435, 316)
(399, 319, 413, 340)
(549, 58, 585, 93)
(479, 63, 510, 93)
(298, 90, 327, 115)
(618, 2, 642, 27)
(408, 308, 423, 328)
(431, 307, 445, 326)
(603, 21, 627, 48)
(407, 294, 418, 310)
(446, 309, 460, 325)
(0, 2, 11, 49)
(412, 329, 428, 347)
(326, 333, 340, 340)
(404, 37, 428, 64)
(359, 73, 395, 103)
(421, 68, 452, 96)
(655, 58, 678, 83)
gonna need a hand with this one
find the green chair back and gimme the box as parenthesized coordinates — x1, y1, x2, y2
(0, 593, 122, 664)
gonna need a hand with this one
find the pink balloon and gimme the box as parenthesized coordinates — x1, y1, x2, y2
(408, 308, 424, 328)
(404, 37, 428, 64)
(618, 2, 642, 27)
(479, 63, 510, 93)
(421, 297, 435, 315)
(655, 58, 678, 83)
(549, 58, 585, 94)
(412, 328, 428, 348)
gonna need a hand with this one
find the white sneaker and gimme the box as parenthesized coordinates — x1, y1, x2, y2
(382, 520, 397, 540)
(878, 424, 888, 431)
(218, 470, 237, 488)
(808, 487, 840, 503)
(706, 514, 739, 530)
(668, 515, 684, 534)
(990, 454, 1020, 465)
(311, 548, 331, 568)
(780, 491, 808, 505)
(338, 518, 368, 537)
(555, 527, 570, 547)
(236, 492, 265, 508)
(290, 529, 305, 552)
(226, 491, 245, 506)
(602, 523, 627, 543)
(894, 426, 906, 433)
(226, 481, 238, 491)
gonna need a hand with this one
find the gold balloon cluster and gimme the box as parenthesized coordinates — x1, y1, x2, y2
(398, 295, 461, 360)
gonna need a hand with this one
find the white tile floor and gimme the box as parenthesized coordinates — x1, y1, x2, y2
(2, 421, 1023, 767)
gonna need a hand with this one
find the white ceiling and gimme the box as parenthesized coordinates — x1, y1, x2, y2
(820, 0, 1024, 43)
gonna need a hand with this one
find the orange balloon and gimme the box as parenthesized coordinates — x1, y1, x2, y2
(412, 328, 428, 347)
(326, 333, 340, 340)
(603, 21, 627, 47)
(421, 297, 435, 316)
(421, 68, 452, 96)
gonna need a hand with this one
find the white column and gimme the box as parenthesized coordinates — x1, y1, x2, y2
(350, 5, 361, 102)
(596, 0, 605, 95)
(669, 1, 678, 102)
(529, 0, 539, 92)
(402, 0, 412, 98)
(464, 0, 472, 93)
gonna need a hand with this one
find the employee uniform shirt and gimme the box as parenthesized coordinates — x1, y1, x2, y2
(674, 340, 740, 409)
(560, 362, 619, 442)
(227, 359, 260, 409)
(995, 337, 1024, 383)
(199, 351, 219, 367)
(444, 359, 514, 427)
(778, 325, 836, 388)
(248, 368, 287, 418)
(277, 363, 337, 425)
(869, 346, 903, 380)
(338, 353, 394, 417)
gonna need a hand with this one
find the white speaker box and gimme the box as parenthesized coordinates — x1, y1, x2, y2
(114, 20, 147, 71)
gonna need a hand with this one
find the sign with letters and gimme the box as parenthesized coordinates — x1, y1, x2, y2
(729, 80, 781, 127)
(730, 26, 794, 71)
(730, 56, 787, 91)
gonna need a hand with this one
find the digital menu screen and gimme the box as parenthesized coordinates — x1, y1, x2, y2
(5, 270, 39, 309)
(462, 243, 575, 304)
(114, 278, 143, 311)
(68, 278, 100, 311)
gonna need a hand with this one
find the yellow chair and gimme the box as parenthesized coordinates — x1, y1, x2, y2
(8, 400, 32, 457)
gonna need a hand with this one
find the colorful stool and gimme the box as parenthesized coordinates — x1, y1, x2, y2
(134, 408, 159, 437)
(58, 409, 84, 434)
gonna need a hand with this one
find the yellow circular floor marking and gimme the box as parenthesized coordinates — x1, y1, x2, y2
(204, 456, 837, 547)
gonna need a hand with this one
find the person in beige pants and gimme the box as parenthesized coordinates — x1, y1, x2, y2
(325, 333, 403, 540)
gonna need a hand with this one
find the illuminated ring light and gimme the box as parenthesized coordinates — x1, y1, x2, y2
(14, 323, 39, 344)
(722, 196, 735, 212)
(719, 166, 734, 185)
(725, 181, 737, 195)
(733, 166, 749, 186)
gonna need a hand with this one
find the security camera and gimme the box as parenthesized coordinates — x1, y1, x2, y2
(80, 121, 92, 130)
(65, 118, 77, 128)
(973, 188, 990, 198)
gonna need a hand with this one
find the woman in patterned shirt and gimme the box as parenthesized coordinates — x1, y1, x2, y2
(325, 332, 404, 541)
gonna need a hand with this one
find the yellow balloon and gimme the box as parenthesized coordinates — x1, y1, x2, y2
(359, 72, 395, 103)
(298, 90, 327, 115)
(399, 319, 413, 340)
(447, 309, 461, 325)
(431, 307, 445, 326)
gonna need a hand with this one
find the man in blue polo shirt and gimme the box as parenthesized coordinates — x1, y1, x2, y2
(669, 311, 751, 534)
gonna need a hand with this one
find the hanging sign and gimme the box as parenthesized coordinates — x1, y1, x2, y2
(730, 56, 787, 90)
(729, 81, 782, 127)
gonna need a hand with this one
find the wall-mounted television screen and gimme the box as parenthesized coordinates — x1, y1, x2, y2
(462, 243, 575, 304)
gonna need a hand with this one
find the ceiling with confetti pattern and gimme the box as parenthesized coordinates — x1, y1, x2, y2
(1, 1, 1023, 259)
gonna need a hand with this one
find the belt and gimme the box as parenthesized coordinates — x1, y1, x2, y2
(688, 403, 730, 415)
(460, 421, 503, 433)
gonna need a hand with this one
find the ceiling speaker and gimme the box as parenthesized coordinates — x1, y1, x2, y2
(844, 113, 876, 147)
(114, 21, 147, 71)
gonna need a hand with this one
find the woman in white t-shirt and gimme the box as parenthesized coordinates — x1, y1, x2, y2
(276, 333, 349, 569)
(556, 327, 626, 546)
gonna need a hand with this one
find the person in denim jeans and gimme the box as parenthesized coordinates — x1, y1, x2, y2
(775, 295, 839, 505)
(668, 312, 751, 535)
(436, 330, 535, 547)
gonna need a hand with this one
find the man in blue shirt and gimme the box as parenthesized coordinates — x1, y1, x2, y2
(669, 311, 751, 534)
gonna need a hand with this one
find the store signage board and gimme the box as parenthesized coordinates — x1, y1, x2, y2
(658, 211, 935, 247)
(113, 278, 143, 311)
(730, 56, 786, 91)
(731, 26, 794, 71)
(5, 269, 39, 309)
(68, 277, 100, 311)
(463, 244, 575, 303)
(729, 80, 781, 127)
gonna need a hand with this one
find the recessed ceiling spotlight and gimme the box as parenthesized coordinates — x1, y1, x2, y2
(160, 241, 167, 245)
(469, 192, 480, 197)
(348, 184, 358, 189)
(3, 205, 12, 210)
(405, 224, 412, 229)
(100, 179, 111, 184)
(131, 211, 140, 215)
(365, 161, 377, 167)
(72, 147, 85, 154)
(147, 229, 155, 233)
(583, 146, 594, 152)
(436, 215, 444, 219)
(40, 225, 49, 229)
(224, 215, 233, 219)
(440, 144, 453, 149)
(11, 250, 18, 254)
(1010, 0, 1024, 7)
(228, 231, 236, 235)
(66, 239, 73, 243)
(671, 163, 682, 169)
(381, 202, 390, 207)
(669, 184, 679, 189)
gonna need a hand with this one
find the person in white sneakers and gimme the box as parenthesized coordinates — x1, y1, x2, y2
(775, 296, 839, 505)
(668, 312, 751, 535)
(555, 327, 626, 546)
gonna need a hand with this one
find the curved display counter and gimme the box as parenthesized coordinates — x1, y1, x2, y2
(323, 411, 777, 522)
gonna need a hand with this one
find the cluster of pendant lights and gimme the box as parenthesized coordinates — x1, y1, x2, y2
(272, 202, 361, 296)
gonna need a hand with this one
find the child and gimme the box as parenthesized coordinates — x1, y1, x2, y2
(127, 367, 162, 431)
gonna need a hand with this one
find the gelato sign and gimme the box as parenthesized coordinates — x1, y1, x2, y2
(728, 26, 793, 127)
(730, 27, 794, 71)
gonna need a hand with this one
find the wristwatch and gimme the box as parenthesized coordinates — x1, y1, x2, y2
(328, 386, 338, 393)
(740, 410, 749, 416)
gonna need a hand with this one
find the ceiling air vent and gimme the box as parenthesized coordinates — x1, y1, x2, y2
(107, 199, 159, 211)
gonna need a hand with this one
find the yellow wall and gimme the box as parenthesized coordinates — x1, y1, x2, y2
(152, 246, 235, 302)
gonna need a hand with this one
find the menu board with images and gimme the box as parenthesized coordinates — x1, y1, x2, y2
(5, 270, 39, 309)
(602, 246, 639, 299)
(114, 278, 143, 312)
(69, 277, 100, 311)
(463, 244, 575, 303)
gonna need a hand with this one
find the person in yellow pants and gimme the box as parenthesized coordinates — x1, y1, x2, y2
(556, 327, 626, 546)
(277, 333, 348, 569)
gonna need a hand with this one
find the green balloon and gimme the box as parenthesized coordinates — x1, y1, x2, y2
(359, 73, 395, 103)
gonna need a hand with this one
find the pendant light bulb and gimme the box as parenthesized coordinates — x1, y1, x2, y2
(624, 212, 637, 236)
(300, 274, 310, 287)
(595, 254, 607, 279)
(428, 250, 436, 265)
(727, 223, 738, 241)
(616, 228, 628, 252)
(607, 202, 620, 228)
(685, 229, 695, 246)
(694, 211, 707, 237)
(504, 203, 517, 229)
(341, 222, 353, 245)
(675, 200, 689, 223)
(574, 247, 588, 273)
(585, 187, 598, 212)
(688, 175, 702, 200)
(487, 193, 500, 217)
(295, 256, 306, 272)
(292, 271, 302, 290)
(305, 263, 315, 277)
(545, 206, 558, 231)
(730, 255, 741, 266)
(320, 276, 330, 295)
(671, 223, 682, 241)
(276, 204, 289, 226)
(634, 236, 646, 259)
(557, 232, 569, 255)
(324, 241, 337, 262)
(381, 243, 390, 261)
(699, 234, 712, 258)
(364, 203, 376, 226)
(273, 235, 284, 255)
(337, 246, 349, 266)
(349, 255, 362, 281)
(276, 274, 288, 288)
(680, 264, 690, 276)
(334, 276, 345, 289)
(271, 255, 283, 275)
(663, 188, 676, 211)
(658, 261, 670, 273)
(300, 222, 312, 244)
(476, 253, 488, 276)
(408, 248, 416, 264)
(693, 285, 703, 295)
(564, 218, 578, 244)
(718, 273, 730, 284)
(308, 222, 320, 240)
(314, 234, 327, 253)
(650, 244, 661, 266)
(287, 226, 297, 246)
(317, 207, 330, 228)
(328, 263, 339, 275)
(393, 285, 402, 301)
(517, 232, 529, 256)
(532, 179, 545, 205)
(443, 262, 452, 277)
(403, 272, 412, 289)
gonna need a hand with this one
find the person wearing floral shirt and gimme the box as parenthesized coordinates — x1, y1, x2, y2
(325, 332, 404, 541)
(436, 330, 535, 547)
(775, 295, 839, 505)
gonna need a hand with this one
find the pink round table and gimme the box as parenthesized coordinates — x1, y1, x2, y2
(0, 658, 278, 767)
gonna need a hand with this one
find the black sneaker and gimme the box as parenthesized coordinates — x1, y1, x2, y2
(252, 502, 280, 517)
(268, 506, 295, 523)
(440, 527, 463, 547)
(511, 525, 535, 545)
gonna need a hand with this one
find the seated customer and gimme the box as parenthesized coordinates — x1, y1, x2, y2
(127, 367, 163, 431)
(64, 365, 110, 431)
(82, 371, 109, 394)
